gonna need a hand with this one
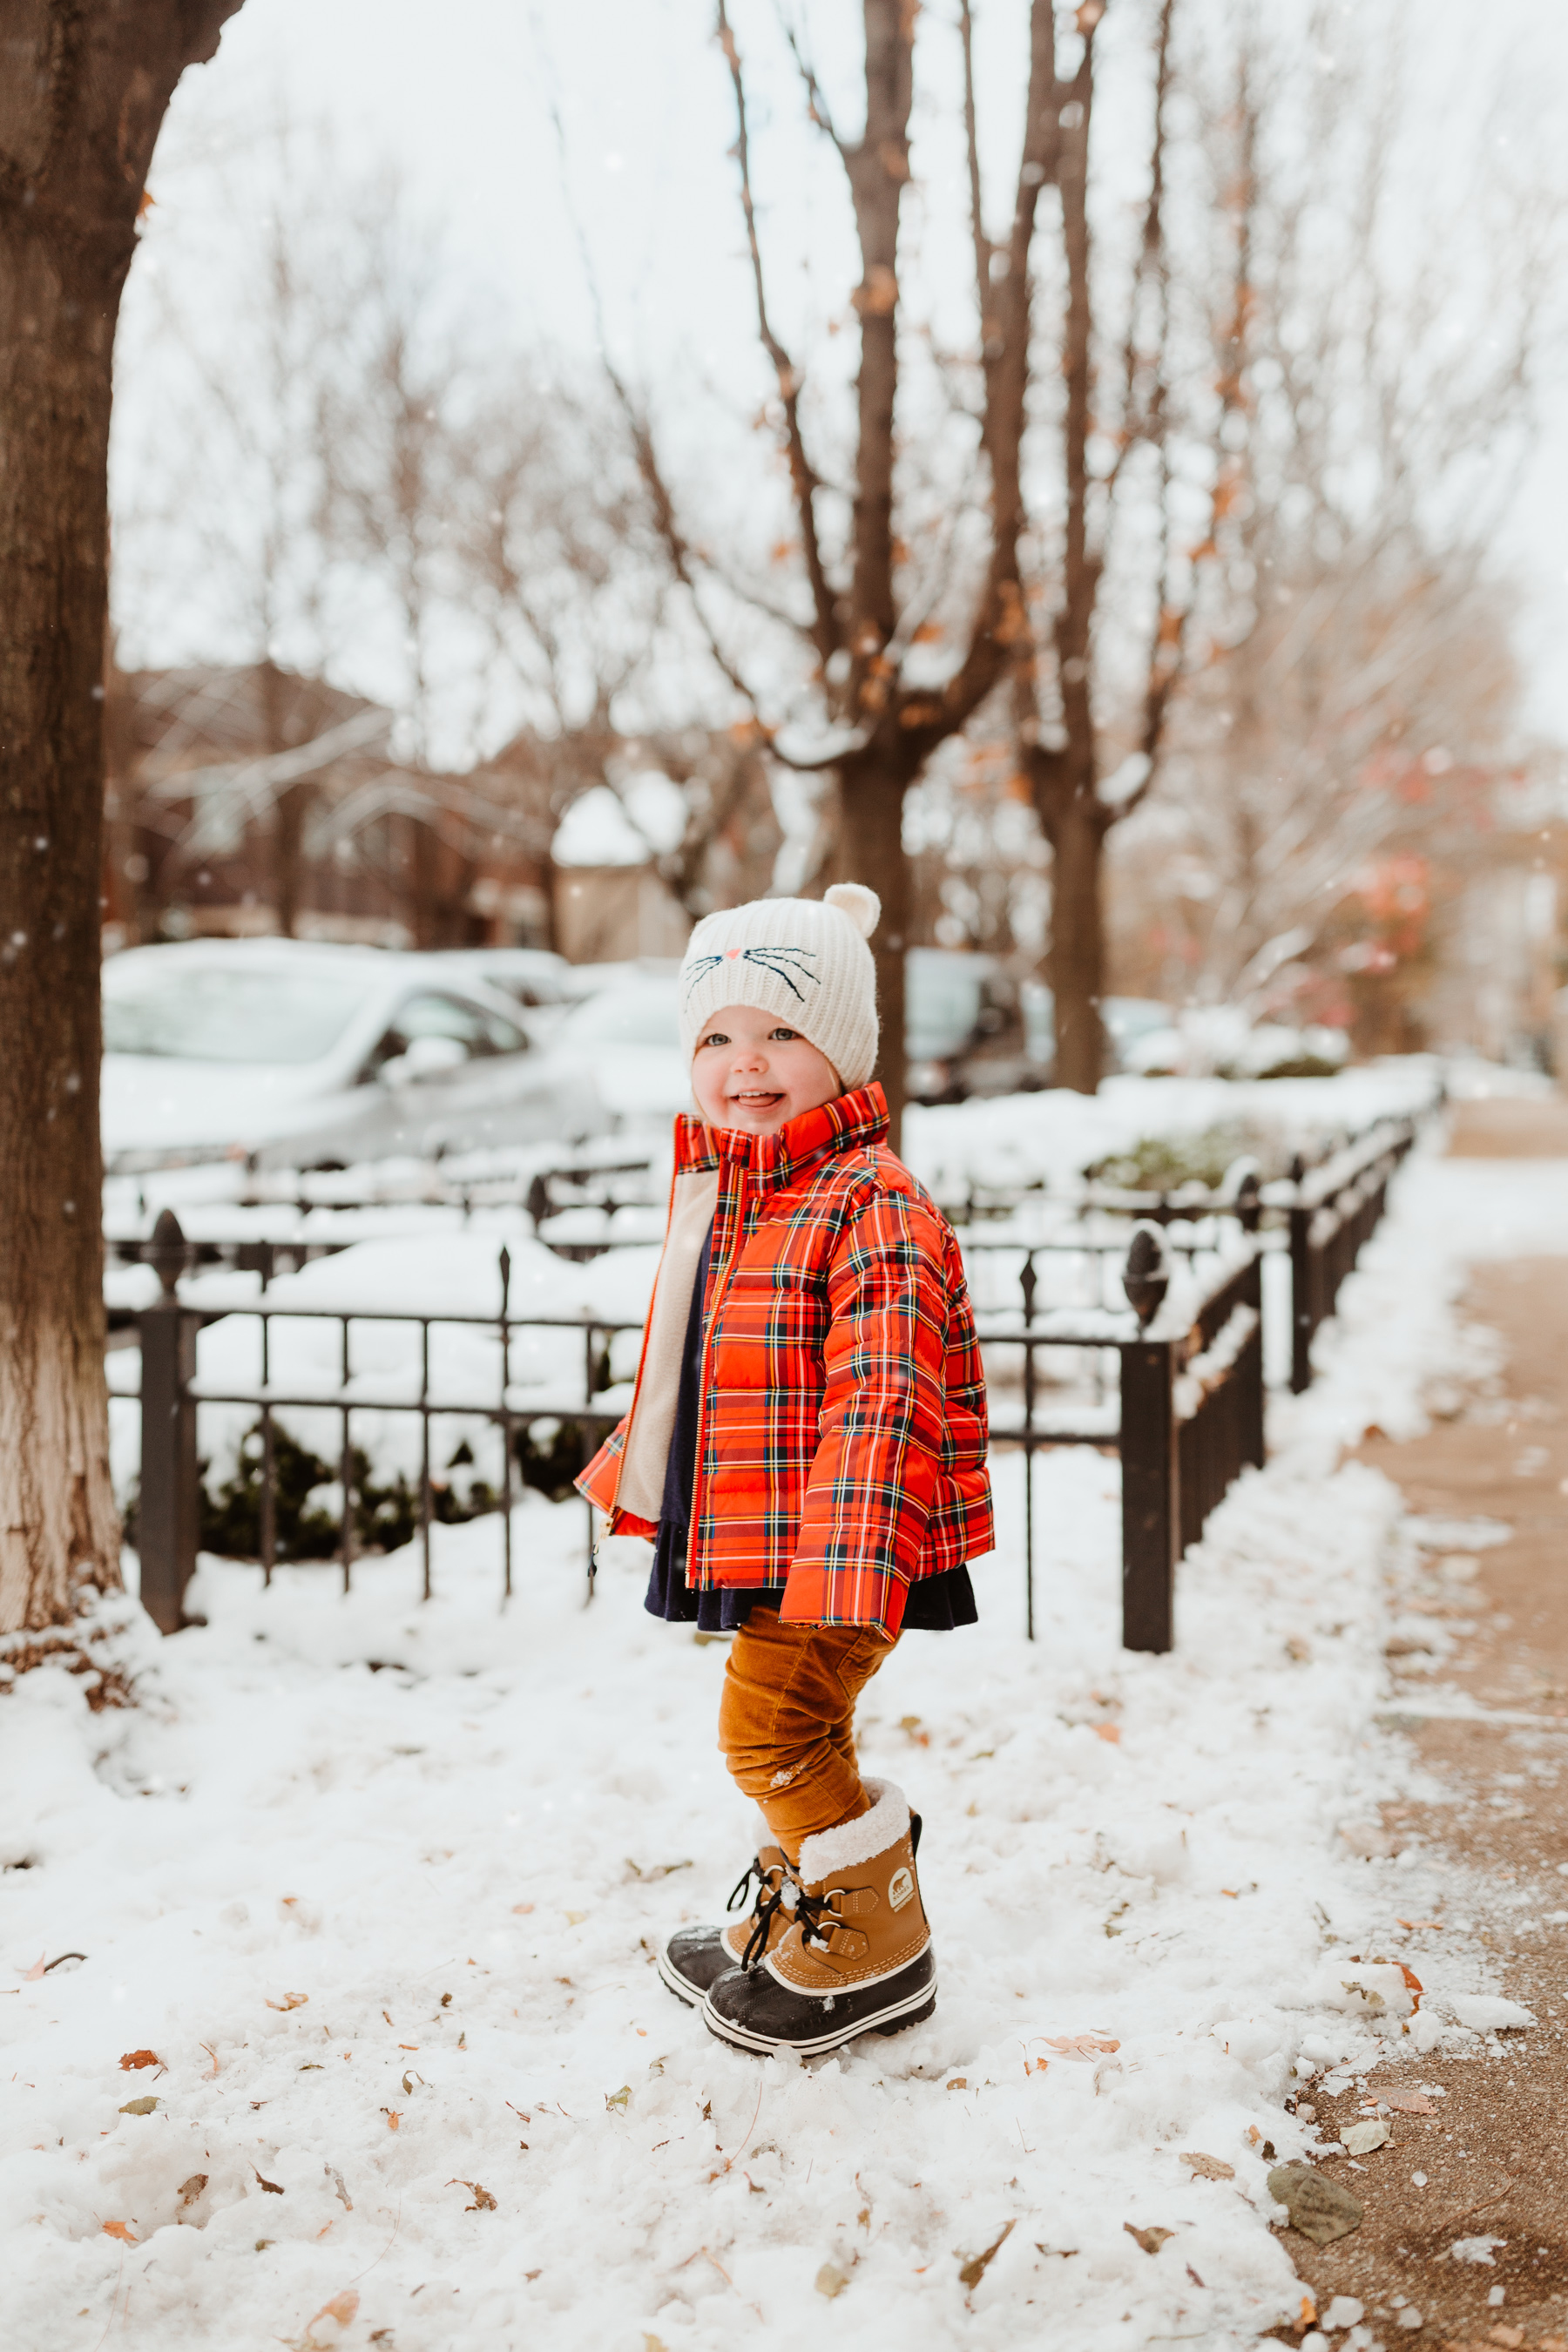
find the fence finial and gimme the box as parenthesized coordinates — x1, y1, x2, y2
(149, 1208, 188, 1299)
(1123, 1220, 1171, 1327)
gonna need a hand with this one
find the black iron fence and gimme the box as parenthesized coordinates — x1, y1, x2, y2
(116, 1108, 1420, 1655)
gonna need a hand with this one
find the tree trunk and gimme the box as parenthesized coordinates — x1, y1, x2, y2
(840, 756, 909, 1153)
(0, 1, 245, 1636)
(1043, 795, 1107, 1095)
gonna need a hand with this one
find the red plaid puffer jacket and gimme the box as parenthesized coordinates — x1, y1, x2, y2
(577, 1084, 992, 1636)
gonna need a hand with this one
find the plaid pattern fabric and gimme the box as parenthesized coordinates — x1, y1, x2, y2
(578, 1084, 992, 1636)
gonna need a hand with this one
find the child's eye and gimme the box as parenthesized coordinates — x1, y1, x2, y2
(700, 1031, 730, 1048)
(770, 1028, 800, 1042)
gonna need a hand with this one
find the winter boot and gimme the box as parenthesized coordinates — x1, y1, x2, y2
(702, 1780, 934, 2056)
(657, 1828, 794, 2008)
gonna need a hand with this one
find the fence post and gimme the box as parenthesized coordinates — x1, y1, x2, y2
(1240, 1247, 1267, 1470)
(1288, 1152, 1314, 1394)
(1119, 1333, 1179, 1653)
(138, 1211, 199, 1635)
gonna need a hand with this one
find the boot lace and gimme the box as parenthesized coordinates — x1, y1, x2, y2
(729, 1854, 796, 1972)
(786, 1884, 841, 1961)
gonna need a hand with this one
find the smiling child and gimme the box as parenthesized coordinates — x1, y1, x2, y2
(577, 883, 992, 2058)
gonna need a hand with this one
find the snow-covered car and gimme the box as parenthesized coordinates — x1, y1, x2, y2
(101, 939, 609, 1174)
(425, 948, 577, 1038)
(553, 972, 691, 1121)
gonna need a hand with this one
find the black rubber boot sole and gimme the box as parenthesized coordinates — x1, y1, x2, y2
(657, 1925, 736, 2009)
(701, 1945, 936, 2058)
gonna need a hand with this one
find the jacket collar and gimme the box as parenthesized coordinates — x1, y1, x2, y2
(672, 1082, 889, 1193)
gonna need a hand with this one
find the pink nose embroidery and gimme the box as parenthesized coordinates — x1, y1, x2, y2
(725, 948, 740, 958)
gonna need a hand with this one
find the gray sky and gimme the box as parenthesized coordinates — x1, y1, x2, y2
(131, 0, 1568, 742)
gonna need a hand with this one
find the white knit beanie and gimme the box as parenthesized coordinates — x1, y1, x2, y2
(679, 883, 881, 1089)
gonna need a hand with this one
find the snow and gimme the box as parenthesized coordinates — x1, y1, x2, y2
(552, 772, 688, 868)
(902, 1063, 1439, 1200)
(7, 1120, 1563, 2349)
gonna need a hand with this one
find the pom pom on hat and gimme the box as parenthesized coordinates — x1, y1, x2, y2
(823, 882, 881, 939)
(679, 884, 882, 1088)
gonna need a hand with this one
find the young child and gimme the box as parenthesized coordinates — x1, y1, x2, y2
(577, 883, 991, 2057)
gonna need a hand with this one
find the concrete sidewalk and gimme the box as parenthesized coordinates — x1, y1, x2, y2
(1289, 1099, 1568, 2351)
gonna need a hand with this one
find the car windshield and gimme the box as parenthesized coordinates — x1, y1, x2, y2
(562, 987, 680, 1046)
(103, 967, 372, 1065)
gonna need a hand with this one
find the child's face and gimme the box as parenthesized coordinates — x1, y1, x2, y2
(690, 1002, 841, 1135)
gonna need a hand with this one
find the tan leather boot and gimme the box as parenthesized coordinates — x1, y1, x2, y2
(703, 1781, 935, 2055)
(658, 1826, 794, 2007)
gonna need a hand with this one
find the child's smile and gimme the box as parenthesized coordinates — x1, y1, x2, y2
(691, 1002, 841, 1135)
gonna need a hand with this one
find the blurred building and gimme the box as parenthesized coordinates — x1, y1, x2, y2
(104, 666, 785, 967)
(103, 661, 551, 952)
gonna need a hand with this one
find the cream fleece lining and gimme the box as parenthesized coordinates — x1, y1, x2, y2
(796, 1778, 909, 1885)
(612, 1165, 720, 1524)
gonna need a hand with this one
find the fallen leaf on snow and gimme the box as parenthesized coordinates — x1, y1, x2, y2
(1340, 2119, 1389, 2155)
(253, 2166, 285, 2193)
(1124, 2224, 1174, 2256)
(382, 2110, 400, 2130)
(958, 2220, 1014, 2288)
(177, 2174, 207, 2209)
(267, 1991, 308, 2011)
(1092, 1723, 1121, 1744)
(449, 2178, 496, 2211)
(118, 2097, 159, 2116)
(564, 1910, 587, 1926)
(23, 1954, 47, 1981)
(327, 2166, 352, 2210)
(605, 2085, 632, 2111)
(102, 2220, 137, 2243)
(511, 1903, 535, 1914)
(1396, 1917, 1443, 1930)
(118, 2050, 161, 2071)
(946, 2077, 968, 2091)
(1044, 2035, 1119, 2060)
(306, 2288, 360, 2338)
(1180, 2153, 1235, 2181)
(815, 2263, 850, 2298)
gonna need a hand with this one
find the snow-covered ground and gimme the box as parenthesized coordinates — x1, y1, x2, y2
(7, 1134, 1564, 2351)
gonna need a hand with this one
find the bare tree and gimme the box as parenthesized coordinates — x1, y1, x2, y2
(0, 1, 245, 1639)
(1155, 3, 1561, 1007)
(613, 0, 1092, 1141)
(1010, 0, 1191, 1091)
(114, 114, 362, 934)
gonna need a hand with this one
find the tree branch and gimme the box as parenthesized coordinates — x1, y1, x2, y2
(935, 0, 1062, 735)
(717, 0, 841, 669)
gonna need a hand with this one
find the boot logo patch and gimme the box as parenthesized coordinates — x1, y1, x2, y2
(888, 1865, 915, 1912)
